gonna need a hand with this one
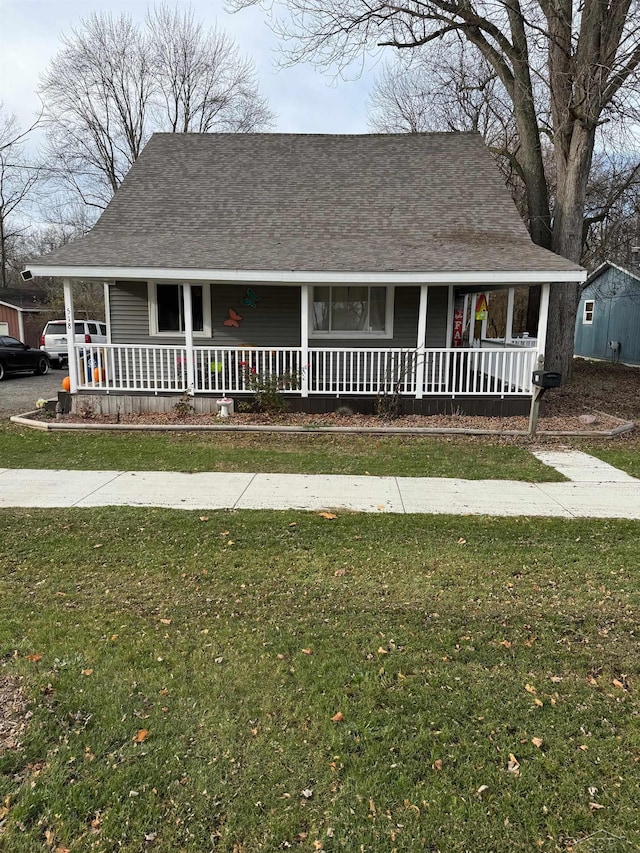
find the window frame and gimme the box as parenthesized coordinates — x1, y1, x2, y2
(309, 285, 395, 340)
(148, 282, 211, 338)
(583, 299, 595, 325)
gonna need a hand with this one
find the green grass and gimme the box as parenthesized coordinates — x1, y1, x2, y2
(0, 424, 564, 481)
(1, 508, 639, 852)
(578, 440, 640, 479)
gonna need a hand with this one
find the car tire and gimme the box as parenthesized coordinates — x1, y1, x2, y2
(0, 361, 4, 381)
(35, 357, 49, 375)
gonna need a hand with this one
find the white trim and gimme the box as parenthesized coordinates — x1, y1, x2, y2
(104, 283, 112, 345)
(63, 279, 79, 394)
(25, 265, 587, 285)
(415, 284, 429, 399)
(300, 285, 309, 398)
(148, 282, 211, 337)
(308, 284, 395, 340)
(446, 285, 455, 346)
(505, 288, 515, 341)
(582, 299, 595, 324)
(537, 282, 551, 360)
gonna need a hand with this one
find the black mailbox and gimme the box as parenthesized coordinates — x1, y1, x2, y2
(532, 370, 562, 389)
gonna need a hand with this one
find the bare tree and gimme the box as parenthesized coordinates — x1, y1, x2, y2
(229, 0, 640, 376)
(40, 5, 275, 215)
(0, 109, 43, 288)
(147, 4, 274, 133)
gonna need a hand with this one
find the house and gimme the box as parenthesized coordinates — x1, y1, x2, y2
(23, 132, 585, 415)
(575, 261, 640, 366)
(0, 286, 52, 348)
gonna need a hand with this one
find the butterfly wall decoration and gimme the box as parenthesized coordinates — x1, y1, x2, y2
(242, 288, 260, 308)
(223, 308, 243, 328)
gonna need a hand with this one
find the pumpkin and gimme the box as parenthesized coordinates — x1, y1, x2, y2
(61, 376, 71, 392)
(93, 367, 106, 382)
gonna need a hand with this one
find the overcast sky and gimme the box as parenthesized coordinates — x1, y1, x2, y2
(0, 0, 378, 136)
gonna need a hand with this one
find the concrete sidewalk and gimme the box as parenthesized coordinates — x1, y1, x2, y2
(1, 451, 638, 518)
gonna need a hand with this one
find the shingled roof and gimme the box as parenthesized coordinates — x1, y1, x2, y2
(31, 132, 581, 275)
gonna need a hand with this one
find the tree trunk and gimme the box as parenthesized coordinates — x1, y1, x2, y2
(545, 123, 596, 378)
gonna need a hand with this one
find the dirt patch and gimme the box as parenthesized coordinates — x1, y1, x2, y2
(541, 358, 640, 422)
(0, 674, 30, 754)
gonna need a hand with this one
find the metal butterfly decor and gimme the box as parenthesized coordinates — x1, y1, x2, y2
(223, 308, 243, 328)
(242, 287, 260, 308)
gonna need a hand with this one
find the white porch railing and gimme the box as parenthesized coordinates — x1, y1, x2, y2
(73, 344, 537, 397)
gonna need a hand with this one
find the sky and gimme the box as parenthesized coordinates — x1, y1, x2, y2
(0, 0, 378, 136)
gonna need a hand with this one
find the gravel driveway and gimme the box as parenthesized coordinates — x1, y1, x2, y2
(0, 368, 66, 419)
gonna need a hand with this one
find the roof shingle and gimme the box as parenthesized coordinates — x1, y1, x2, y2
(33, 132, 581, 275)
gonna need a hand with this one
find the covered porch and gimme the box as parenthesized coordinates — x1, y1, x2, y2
(59, 275, 550, 414)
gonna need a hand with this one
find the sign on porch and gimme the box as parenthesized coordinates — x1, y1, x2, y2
(475, 293, 488, 320)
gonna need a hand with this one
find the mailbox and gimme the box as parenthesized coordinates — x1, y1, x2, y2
(532, 370, 562, 389)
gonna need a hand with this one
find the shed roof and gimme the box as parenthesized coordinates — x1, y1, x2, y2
(30, 132, 582, 276)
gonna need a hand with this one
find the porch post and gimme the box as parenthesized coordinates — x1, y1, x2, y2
(536, 282, 551, 364)
(183, 283, 195, 395)
(505, 288, 515, 342)
(300, 285, 309, 397)
(480, 292, 489, 340)
(469, 293, 478, 345)
(63, 278, 78, 393)
(415, 284, 428, 399)
(446, 285, 454, 346)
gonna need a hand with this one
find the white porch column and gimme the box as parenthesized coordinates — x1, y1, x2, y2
(104, 283, 112, 344)
(536, 282, 551, 365)
(446, 285, 454, 346)
(469, 293, 478, 346)
(415, 284, 428, 399)
(63, 278, 78, 393)
(505, 287, 515, 342)
(480, 292, 489, 340)
(183, 283, 195, 395)
(17, 310, 25, 344)
(300, 284, 309, 397)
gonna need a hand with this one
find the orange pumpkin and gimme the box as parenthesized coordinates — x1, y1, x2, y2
(61, 376, 71, 392)
(93, 367, 106, 382)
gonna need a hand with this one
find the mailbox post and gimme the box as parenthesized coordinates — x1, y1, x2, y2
(529, 361, 562, 436)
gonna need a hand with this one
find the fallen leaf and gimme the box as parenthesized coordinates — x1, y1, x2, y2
(160, 618, 172, 625)
(301, 788, 314, 799)
(476, 784, 489, 796)
(55, 847, 70, 853)
(578, 744, 589, 751)
(525, 683, 537, 694)
(334, 568, 346, 577)
(432, 759, 443, 771)
(288, 522, 297, 528)
(133, 729, 149, 743)
(44, 828, 55, 847)
(612, 678, 626, 690)
(199, 516, 209, 522)
(81, 669, 93, 676)
(27, 654, 42, 663)
(457, 537, 467, 545)
(531, 737, 543, 748)
(313, 841, 324, 850)
(587, 675, 598, 686)
(331, 711, 344, 722)
(369, 798, 377, 815)
(318, 512, 337, 520)
(507, 753, 520, 776)
(377, 646, 388, 655)
(534, 698, 544, 707)
(301, 648, 313, 655)
(500, 640, 512, 648)
(589, 802, 605, 811)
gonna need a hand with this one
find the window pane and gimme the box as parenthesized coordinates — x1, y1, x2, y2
(74, 322, 84, 334)
(332, 286, 367, 331)
(369, 287, 386, 331)
(157, 285, 182, 332)
(191, 286, 204, 332)
(87, 323, 98, 335)
(313, 286, 330, 331)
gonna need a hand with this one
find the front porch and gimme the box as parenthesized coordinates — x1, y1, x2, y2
(70, 341, 539, 412)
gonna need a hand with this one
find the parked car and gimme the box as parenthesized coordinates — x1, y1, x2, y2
(40, 320, 107, 368)
(0, 335, 50, 380)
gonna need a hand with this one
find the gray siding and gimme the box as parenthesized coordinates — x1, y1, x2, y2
(108, 282, 449, 350)
(212, 285, 300, 346)
(575, 269, 640, 365)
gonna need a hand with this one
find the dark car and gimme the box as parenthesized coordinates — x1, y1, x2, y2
(0, 336, 50, 380)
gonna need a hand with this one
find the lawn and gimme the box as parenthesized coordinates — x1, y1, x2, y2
(0, 425, 565, 481)
(1, 508, 638, 852)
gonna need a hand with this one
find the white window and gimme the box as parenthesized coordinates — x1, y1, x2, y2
(310, 285, 394, 338)
(149, 283, 211, 337)
(583, 299, 595, 324)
